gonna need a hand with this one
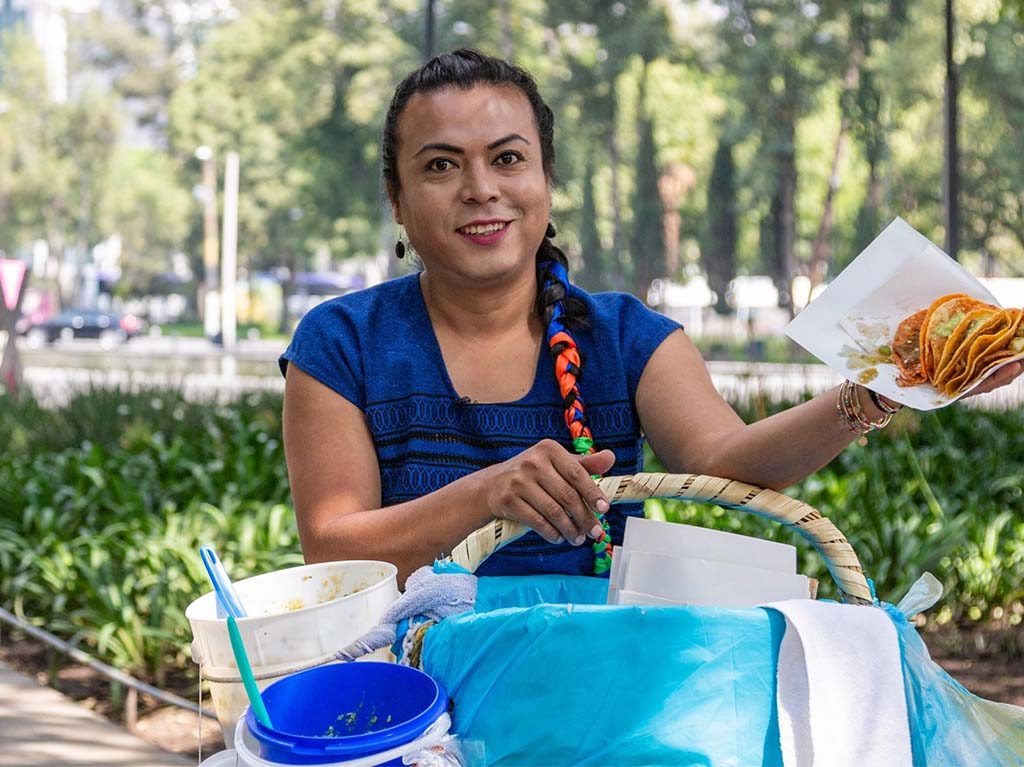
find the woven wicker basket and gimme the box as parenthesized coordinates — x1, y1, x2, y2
(446, 472, 872, 605)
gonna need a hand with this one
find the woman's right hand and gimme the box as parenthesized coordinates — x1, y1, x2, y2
(477, 440, 616, 546)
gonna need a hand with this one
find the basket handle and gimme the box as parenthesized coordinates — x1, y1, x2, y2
(444, 472, 872, 605)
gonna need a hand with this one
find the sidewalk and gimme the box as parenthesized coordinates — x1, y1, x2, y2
(0, 661, 192, 766)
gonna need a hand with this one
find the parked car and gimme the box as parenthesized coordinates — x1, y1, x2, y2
(22, 309, 146, 348)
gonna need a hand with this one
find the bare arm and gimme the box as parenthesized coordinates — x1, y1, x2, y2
(638, 331, 1024, 491)
(282, 365, 612, 585)
(636, 330, 879, 490)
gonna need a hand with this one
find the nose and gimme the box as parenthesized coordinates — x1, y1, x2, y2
(460, 161, 499, 204)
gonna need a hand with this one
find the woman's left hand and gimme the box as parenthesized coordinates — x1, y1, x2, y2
(963, 361, 1024, 398)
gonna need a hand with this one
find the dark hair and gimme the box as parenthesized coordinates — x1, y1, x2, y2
(384, 50, 608, 573)
(381, 49, 585, 327)
(381, 48, 555, 200)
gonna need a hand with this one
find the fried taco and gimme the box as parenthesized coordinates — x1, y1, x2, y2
(891, 294, 1023, 396)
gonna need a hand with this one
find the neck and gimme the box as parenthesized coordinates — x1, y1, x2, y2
(419, 268, 541, 338)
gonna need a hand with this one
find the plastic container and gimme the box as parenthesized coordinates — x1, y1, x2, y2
(198, 749, 241, 766)
(243, 662, 449, 765)
(186, 561, 399, 744)
(232, 715, 453, 767)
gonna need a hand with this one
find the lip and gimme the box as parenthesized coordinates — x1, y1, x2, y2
(456, 219, 512, 246)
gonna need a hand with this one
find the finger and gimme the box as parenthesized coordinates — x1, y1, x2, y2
(967, 362, 1021, 397)
(507, 496, 567, 544)
(553, 451, 612, 536)
(578, 449, 616, 477)
(573, 450, 614, 516)
(532, 471, 595, 545)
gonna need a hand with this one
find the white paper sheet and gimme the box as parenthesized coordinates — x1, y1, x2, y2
(785, 217, 1021, 410)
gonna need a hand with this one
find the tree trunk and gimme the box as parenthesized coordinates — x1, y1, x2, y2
(609, 99, 624, 292)
(703, 137, 737, 314)
(628, 68, 665, 299)
(808, 124, 847, 288)
(0, 272, 28, 400)
(579, 154, 605, 291)
(810, 39, 865, 287)
(775, 119, 797, 314)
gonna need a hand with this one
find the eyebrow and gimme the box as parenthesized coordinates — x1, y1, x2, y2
(413, 133, 530, 157)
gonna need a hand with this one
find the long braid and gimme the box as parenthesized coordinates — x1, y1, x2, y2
(537, 232, 613, 575)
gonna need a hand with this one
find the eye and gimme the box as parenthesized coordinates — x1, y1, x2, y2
(494, 150, 523, 166)
(427, 157, 456, 173)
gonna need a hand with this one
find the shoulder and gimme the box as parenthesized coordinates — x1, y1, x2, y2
(279, 274, 423, 402)
(569, 285, 681, 334)
(568, 285, 684, 392)
(298, 272, 419, 329)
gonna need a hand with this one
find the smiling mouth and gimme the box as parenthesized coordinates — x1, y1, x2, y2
(456, 221, 510, 236)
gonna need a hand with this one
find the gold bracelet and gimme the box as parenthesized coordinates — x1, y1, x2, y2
(837, 380, 892, 445)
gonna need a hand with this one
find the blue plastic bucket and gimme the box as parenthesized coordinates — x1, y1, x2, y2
(245, 662, 448, 765)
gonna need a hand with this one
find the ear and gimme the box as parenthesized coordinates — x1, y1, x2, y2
(387, 185, 404, 226)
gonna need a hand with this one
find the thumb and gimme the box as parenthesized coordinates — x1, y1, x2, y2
(578, 449, 616, 476)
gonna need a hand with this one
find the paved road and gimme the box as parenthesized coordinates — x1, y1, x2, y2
(0, 661, 191, 767)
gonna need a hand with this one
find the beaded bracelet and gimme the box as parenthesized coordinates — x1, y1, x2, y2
(837, 379, 893, 445)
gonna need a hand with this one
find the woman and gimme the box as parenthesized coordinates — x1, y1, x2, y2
(280, 49, 1021, 586)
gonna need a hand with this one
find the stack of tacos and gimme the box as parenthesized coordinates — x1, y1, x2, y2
(891, 293, 1024, 396)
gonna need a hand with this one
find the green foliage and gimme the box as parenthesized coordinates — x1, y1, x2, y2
(646, 402, 1024, 622)
(702, 136, 738, 311)
(627, 73, 665, 297)
(8, 1, 1024, 302)
(0, 387, 300, 678)
(4, 385, 1024, 682)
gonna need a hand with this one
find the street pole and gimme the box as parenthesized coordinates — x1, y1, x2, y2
(221, 151, 240, 349)
(196, 146, 221, 341)
(0, 258, 29, 400)
(944, 0, 960, 261)
(425, 0, 435, 61)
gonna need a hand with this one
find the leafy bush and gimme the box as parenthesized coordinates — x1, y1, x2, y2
(2, 385, 1023, 682)
(0, 387, 301, 679)
(647, 401, 1024, 621)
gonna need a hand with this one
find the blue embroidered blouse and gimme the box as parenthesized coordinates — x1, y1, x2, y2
(279, 272, 681, 577)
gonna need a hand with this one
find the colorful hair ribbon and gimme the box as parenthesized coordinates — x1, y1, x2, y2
(540, 259, 613, 575)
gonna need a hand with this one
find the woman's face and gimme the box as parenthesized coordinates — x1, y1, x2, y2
(390, 84, 551, 287)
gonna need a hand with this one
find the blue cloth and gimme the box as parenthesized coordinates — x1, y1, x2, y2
(279, 272, 682, 577)
(423, 575, 787, 766)
(422, 576, 1024, 767)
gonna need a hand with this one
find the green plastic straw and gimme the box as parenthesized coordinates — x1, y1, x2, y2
(226, 614, 274, 728)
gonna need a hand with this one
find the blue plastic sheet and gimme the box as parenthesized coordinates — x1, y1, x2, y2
(420, 576, 1024, 767)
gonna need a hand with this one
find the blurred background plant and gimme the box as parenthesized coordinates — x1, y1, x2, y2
(2, 0, 1023, 324)
(0, 387, 301, 681)
(2, 386, 1022, 684)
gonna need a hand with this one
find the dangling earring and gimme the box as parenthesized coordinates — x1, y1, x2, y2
(393, 227, 405, 260)
(546, 222, 557, 239)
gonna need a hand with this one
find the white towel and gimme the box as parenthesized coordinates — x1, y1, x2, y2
(762, 600, 913, 767)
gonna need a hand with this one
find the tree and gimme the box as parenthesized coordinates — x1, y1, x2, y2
(628, 68, 664, 299)
(577, 154, 606, 291)
(702, 135, 738, 314)
(98, 147, 191, 293)
(0, 33, 120, 309)
(959, 12, 1024, 270)
(713, 2, 842, 309)
(169, 0, 419, 285)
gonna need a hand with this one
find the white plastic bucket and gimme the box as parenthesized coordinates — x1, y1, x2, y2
(186, 560, 399, 745)
(232, 712, 452, 767)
